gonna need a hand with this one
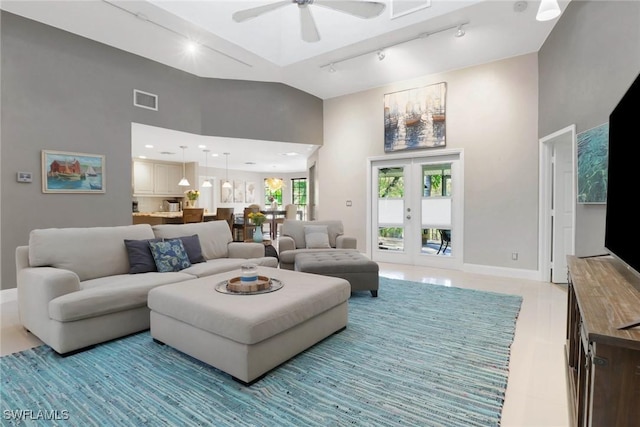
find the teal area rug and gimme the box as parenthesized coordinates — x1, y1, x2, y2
(1, 277, 522, 426)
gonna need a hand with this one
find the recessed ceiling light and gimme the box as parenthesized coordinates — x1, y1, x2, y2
(198, 144, 206, 149)
(144, 144, 154, 148)
(138, 155, 147, 159)
(185, 41, 199, 54)
(211, 153, 219, 157)
(281, 152, 299, 156)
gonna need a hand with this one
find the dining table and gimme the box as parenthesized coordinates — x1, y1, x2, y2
(261, 209, 303, 240)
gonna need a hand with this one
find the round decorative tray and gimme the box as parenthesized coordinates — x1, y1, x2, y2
(215, 276, 283, 295)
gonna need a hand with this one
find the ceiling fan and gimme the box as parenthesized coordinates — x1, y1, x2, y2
(232, 0, 386, 43)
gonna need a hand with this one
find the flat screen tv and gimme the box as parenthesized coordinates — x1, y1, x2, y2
(604, 72, 640, 279)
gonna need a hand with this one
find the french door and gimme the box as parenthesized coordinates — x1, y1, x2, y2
(369, 151, 463, 270)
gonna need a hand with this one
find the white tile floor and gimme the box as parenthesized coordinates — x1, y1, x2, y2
(0, 263, 570, 426)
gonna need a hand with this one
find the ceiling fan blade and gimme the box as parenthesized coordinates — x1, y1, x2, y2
(313, 1, 386, 19)
(232, 1, 291, 22)
(299, 5, 320, 43)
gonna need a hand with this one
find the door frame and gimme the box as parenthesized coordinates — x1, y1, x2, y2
(538, 125, 576, 282)
(366, 148, 464, 270)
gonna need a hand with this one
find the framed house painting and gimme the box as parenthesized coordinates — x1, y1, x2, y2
(384, 82, 447, 152)
(577, 122, 609, 204)
(42, 150, 105, 193)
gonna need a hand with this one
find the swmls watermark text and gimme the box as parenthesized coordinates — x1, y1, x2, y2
(3, 409, 70, 421)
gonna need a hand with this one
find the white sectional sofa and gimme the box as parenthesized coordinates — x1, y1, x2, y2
(15, 220, 277, 355)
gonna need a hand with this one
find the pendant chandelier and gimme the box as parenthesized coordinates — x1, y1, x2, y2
(266, 177, 284, 191)
(178, 145, 190, 186)
(201, 149, 212, 188)
(222, 152, 232, 189)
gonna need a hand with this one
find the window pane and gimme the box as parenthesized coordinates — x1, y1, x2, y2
(422, 163, 451, 197)
(378, 167, 404, 198)
(421, 228, 451, 255)
(421, 198, 451, 227)
(378, 199, 404, 224)
(378, 227, 404, 251)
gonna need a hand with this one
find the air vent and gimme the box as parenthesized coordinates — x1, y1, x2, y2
(133, 89, 158, 111)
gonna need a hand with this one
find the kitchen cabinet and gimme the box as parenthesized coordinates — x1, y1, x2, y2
(132, 161, 154, 194)
(133, 160, 195, 197)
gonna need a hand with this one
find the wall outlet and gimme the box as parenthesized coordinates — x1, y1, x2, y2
(512, 252, 518, 261)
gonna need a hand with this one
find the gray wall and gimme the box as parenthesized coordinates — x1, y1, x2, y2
(538, 0, 640, 257)
(0, 11, 322, 289)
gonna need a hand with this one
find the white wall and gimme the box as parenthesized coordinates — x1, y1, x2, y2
(321, 53, 540, 271)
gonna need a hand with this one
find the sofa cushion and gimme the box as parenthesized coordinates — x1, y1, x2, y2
(152, 221, 232, 260)
(177, 234, 206, 264)
(52, 272, 195, 322)
(282, 220, 344, 249)
(29, 224, 155, 281)
(304, 225, 331, 249)
(149, 239, 192, 272)
(124, 238, 161, 274)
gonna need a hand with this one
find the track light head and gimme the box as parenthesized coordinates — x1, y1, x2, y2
(455, 25, 465, 38)
(377, 50, 386, 61)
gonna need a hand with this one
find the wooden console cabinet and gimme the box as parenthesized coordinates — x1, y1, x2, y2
(566, 256, 640, 427)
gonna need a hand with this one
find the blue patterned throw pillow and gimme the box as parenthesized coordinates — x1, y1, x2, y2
(148, 239, 192, 272)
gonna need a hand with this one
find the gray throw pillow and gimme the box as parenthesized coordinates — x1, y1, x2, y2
(304, 225, 331, 249)
(124, 238, 162, 274)
(177, 234, 206, 264)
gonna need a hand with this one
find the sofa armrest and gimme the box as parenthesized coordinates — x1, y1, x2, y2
(17, 267, 80, 334)
(227, 242, 265, 259)
(278, 236, 296, 253)
(336, 236, 357, 249)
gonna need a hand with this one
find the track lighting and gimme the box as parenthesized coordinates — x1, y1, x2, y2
(536, 0, 561, 21)
(320, 21, 469, 71)
(178, 146, 190, 187)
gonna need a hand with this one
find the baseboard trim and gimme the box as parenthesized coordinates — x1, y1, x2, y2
(463, 263, 542, 281)
(0, 288, 18, 304)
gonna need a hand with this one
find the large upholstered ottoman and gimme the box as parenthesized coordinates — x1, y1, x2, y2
(148, 267, 350, 385)
(294, 251, 379, 297)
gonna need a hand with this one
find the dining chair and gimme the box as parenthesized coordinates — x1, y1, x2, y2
(215, 207, 234, 232)
(182, 208, 204, 224)
(236, 206, 260, 241)
(437, 229, 451, 254)
(274, 204, 298, 239)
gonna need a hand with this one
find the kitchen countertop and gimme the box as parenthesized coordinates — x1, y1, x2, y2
(133, 211, 215, 218)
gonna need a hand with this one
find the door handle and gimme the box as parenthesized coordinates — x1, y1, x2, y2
(406, 215, 411, 220)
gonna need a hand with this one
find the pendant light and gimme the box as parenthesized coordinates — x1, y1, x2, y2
(222, 152, 232, 189)
(178, 145, 190, 186)
(536, 0, 561, 21)
(201, 149, 212, 188)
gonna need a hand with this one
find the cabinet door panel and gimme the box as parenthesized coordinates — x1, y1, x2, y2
(133, 162, 154, 194)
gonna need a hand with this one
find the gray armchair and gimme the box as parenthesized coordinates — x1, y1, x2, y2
(277, 220, 357, 269)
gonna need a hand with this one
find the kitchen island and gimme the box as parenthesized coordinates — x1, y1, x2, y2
(132, 211, 216, 225)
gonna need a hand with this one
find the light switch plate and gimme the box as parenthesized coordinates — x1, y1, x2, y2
(17, 172, 33, 183)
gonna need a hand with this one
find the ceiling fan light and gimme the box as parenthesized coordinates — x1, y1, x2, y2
(536, 0, 561, 21)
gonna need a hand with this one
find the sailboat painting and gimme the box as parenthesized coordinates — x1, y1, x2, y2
(384, 82, 447, 152)
(42, 150, 105, 193)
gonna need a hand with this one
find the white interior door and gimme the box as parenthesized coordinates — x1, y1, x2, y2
(539, 125, 576, 283)
(552, 136, 575, 283)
